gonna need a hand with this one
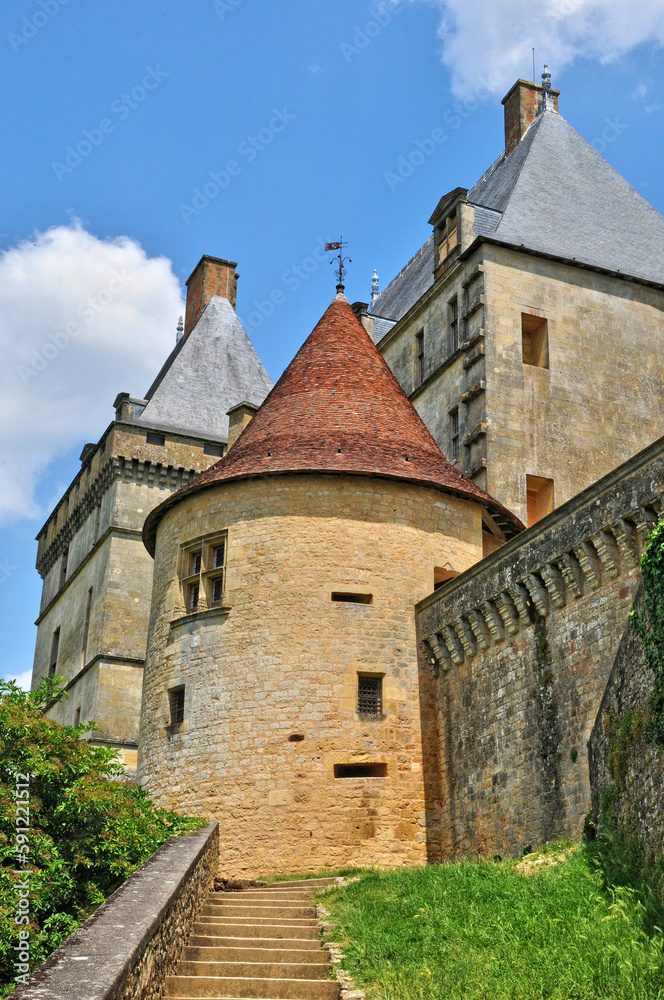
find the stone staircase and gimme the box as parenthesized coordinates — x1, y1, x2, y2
(165, 877, 341, 999)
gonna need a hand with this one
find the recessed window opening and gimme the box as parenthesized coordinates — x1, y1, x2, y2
(526, 475, 554, 526)
(449, 298, 459, 353)
(434, 568, 459, 591)
(331, 592, 373, 604)
(334, 763, 387, 778)
(146, 431, 166, 446)
(81, 587, 93, 668)
(179, 532, 227, 613)
(49, 627, 60, 678)
(450, 408, 460, 462)
(521, 314, 549, 368)
(74, 707, 81, 727)
(59, 547, 68, 590)
(204, 442, 223, 457)
(358, 675, 382, 715)
(191, 551, 202, 575)
(415, 330, 425, 385)
(169, 687, 185, 726)
(187, 583, 200, 613)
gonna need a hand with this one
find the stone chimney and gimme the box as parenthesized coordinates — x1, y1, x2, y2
(226, 400, 259, 450)
(184, 255, 239, 335)
(502, 78, 560, 156)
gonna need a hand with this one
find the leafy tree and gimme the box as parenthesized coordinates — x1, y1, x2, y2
(631, 520, 664, 745)
(0, 678, 204, 994)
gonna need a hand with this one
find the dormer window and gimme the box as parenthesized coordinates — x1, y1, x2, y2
(437, 211, 458, 267)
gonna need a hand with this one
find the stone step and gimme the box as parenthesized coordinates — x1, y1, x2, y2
(197, 913, 318, 927)
(209, 892, 314, 903)
(165, 975, 340, 998)
(188, 935, 323, 951)
(259, 878, 338, 889)
(191, 922, 320, 941)
(184, 946, 329, 964)
(176, 960, 329, 980)
(201, 905, 316, 920)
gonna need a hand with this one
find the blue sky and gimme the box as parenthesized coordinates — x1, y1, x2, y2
(1, 0, 664, 685)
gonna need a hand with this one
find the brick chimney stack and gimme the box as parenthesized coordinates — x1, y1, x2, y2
(184, 255, 239, 335)
(502, 79, 560, 156)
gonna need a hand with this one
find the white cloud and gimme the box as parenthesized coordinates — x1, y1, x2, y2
(417, 0, 664, 97)
(0, 221, 184, 523)
(3, 668, 33, 691)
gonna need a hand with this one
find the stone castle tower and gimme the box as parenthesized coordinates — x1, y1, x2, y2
(137, 290, 521, 872)
(31, 256, 273, 768)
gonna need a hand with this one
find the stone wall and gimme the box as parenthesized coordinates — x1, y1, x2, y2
(9, 822, 218, 1000)
(588, 587, 664, 872)
(139, 473, 484, 874)
(416, 436, 664, 860)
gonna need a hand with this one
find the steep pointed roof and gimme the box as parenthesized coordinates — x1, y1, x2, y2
(370, 107, 664, 329)
(136, 296, 273, 441)
(470, 109, 664, 282)
(144, 293, 523, 553)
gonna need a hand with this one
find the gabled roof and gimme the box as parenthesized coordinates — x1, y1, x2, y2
(144, 292, 523, 553)
(136, 296, 273, 441)
(369, 106, 664, 332)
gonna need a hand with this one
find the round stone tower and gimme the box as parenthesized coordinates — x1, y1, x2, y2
(138, 291, 520, 874)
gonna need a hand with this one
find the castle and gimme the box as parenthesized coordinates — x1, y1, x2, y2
(31, 72, 664, 871)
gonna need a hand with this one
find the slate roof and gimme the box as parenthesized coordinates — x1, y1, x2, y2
(143, 293, 523, 554)
(136, 296, 273, 442)
(369, 106, 664, 332)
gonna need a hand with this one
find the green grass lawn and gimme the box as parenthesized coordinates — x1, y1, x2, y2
(318, 844, 664, 1000)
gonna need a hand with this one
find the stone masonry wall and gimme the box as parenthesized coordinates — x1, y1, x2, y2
(139, 473, 484, 874)
(588, 586, 664, 871)
(9, 823, 218, 1000)
(416, 436, 664, 860)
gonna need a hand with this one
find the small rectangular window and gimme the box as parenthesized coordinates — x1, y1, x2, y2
(450, 408, 460, 462)
(169, 687, 185, 725)
(49, 628, 60, 678)
(521, 314, 549, 368)
(204, 442, 224, 457)
(146, 431, 166, 446)
(334, 763, 387, 778)
(526, 475, 554, 526)
(415, 330, 425, 385)
(212, 578, 224, 605)
(331, 592, 373, 604)
(59, 547, 69, 590)
(358, 675, 382, 716)
(213, 544, 225, 569)
(74, 707, 81, 727)
(449, 298, 459, 353)
(81, 587, 93, 668)
(438, 212, 458, 266)
(190, 551, 202, 575)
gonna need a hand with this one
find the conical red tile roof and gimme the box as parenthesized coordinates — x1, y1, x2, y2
(144, 293, 522, 553)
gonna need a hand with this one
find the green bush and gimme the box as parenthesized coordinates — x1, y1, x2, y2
(631, 519, 664, 745)
(0, 677, 204, 995)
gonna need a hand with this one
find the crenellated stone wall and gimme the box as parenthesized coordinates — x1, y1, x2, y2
(416, 435, 664, 860)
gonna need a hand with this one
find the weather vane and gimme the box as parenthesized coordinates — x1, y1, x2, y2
(325, 237, 351, 291)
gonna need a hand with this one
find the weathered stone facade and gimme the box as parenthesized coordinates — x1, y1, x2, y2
(139, 473, 484, 873)
(378, 242, 664, 527)
(416, 436, 664, 859)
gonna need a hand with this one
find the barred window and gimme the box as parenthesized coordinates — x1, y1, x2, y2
(169, 687, 185, 725)
(450, 408, 460, 462)
(358, 675, 382, 716)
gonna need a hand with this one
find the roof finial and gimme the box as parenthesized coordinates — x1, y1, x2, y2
(541, 64, 555, 112)
(325, 238, 351, 294)
(371, 269, 379, 305)
(176, 315, 184, 343)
